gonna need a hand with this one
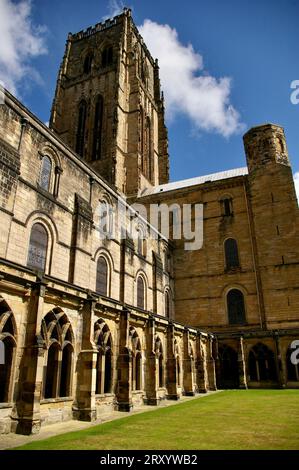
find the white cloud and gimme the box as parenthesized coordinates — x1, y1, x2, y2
(294, 172, 299, 201)
(102, 0, 124, 21)
(139, 20, 244, 137)
(0, 0, 47, 96)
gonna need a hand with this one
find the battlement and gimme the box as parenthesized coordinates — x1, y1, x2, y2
(69, 7, 131, 42)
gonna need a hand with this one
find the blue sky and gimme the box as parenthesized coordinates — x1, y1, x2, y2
(1, 0, 299, 187)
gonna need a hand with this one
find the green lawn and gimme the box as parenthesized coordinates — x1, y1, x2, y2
(15, 390, 299, 450)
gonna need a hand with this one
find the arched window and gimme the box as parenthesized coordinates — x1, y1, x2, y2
(227, 289, 246, 325)
(221, 198, 233, 216)
(39, 155, 52, 191)
(92, 95, 104, 160)
(155, 337, 164, 388)
(286, 344, 299, 382)
(94, 320, 113, 394)
(248, 343, 277, 382)
(27, 223, 48, 272)
(0, 300, 16, 403)
(96, 256, 109, 296)
(42, 309, 74, 399)
(76, 100, 87, 157)
(130, 327, 142, 391)
(137, 275, 145, 310)
(224, 238, 240, 270)
(102, 46, 113, 67)
(83, 53, 93, 74)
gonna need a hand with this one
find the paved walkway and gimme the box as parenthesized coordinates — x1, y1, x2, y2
(0, 392, 219, 450)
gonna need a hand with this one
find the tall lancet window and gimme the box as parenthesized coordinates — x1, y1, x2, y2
(76, 100, 87, 158)
(92, 95, 104, 160)
(145, 117, 152, 181)
(140, 107, 145, 172)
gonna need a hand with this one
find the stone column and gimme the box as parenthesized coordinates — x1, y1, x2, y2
(195, 333, 208, 393)
(238, 336, 248, 389)
(166, 324, 179, 400)
(116, 308, 133, 411)
(144, 316, 159, 405)
(73, 294, 98, 422)
(274, 332, 287, 388)
(207, 335, 217, 391)
(183, 329, 195, 396)
(12, 277, 47, 435)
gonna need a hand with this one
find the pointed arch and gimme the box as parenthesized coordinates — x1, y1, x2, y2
(248, 343, 277, 382)
(94, 319, 113, 395)
(129, 327, 142, 391)
(42, 309, 74, 399)
(0, 297, 17, 403)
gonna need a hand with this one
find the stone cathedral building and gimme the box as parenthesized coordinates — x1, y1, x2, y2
(0, 9, 298, 435)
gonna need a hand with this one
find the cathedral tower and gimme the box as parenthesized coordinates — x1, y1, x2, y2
(50, 8, 169, 197)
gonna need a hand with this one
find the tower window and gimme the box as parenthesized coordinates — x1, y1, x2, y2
(221, 198, 233, 216)
(27, 223, 48, 272)
(102, 46, 113, 67)
(227, 289, 246, 325)
(145, 117, 152, 181)
(39, 155, 52, 191)
(92, 95, 104, 160)
(83, 53, 93, 74)
(224, 238, 240, 270)
(76, 100, 87, 158)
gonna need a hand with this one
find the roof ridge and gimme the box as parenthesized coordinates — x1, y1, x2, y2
(140, 166, 248, 196)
